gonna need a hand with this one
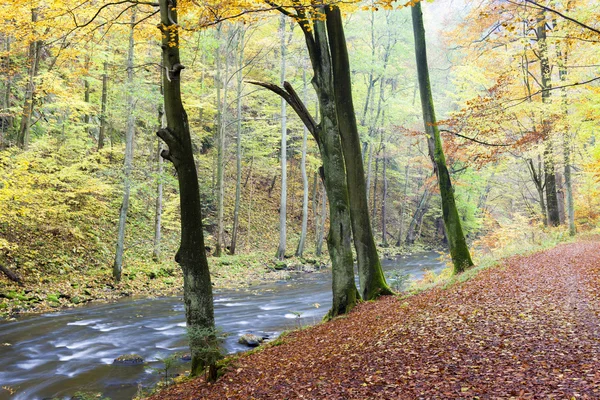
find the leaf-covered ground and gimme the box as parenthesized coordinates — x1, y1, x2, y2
(148, 240, 600, 399)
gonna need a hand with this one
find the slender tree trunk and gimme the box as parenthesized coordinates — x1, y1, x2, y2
(216, 26, 229, 257)
(381, 141, 388, 246)
(296, 69, 309, 257)
(365, 143, 373, 202)
(537, 11, 560, 227)
(372, 152, 379, 224)
(544, 143, 560, 226)
(245, 156, 255, 253)
(1, 35, 11, 146)
(564, 135, 575, 234)
(157, 0, 216, 380)
(98, 62, 108, 150)
(113, 10, 136, 282)
(406, 184, 431, 245)
(17, 10, 42, 150)
(230, 27, 245, 255)
(411, 2, 473, 273)
(153, 100, 165, 262)
(556, 38, 576, 235)
(325, 6, 392, 299)
(83, 55, 91, 133)
(396, 145, 411, 246)
(276, 15, 288, 261)
(527, 157, 548, 224)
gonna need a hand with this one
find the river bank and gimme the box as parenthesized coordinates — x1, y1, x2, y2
(0, 244, 431, 320)
(0, 251, 445, 400)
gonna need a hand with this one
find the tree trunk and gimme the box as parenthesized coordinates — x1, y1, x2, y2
(113, 10, 136, 282)
(411, 2, 473, 273)
(17, 10, 42, 150)
(396, 145, 411, 246)
(325, 6, 392, 299)
(564, 134, 575, 235)
(406, 185, 431, 245)
(153, 100, 165, 262)
(230, 27, 245, 256)
(365, 143, 373, 203)
(251, 10, 359, 317)
(215, 25, 228, 257)
(317, 178, 327, 256)
(276, 15, 288, 261)
(537, 11, 560, 227)
(544, 143, 560, 226)
(556, 38, 576, 235)
(98, 62, 108, 150)
(157, 0, 216, 380)
(381, 141, 388, 246)
(245, 156, 255, 252)
(527, 157, 548, 224)
(83, 55, 91, 134)
(310, 16, 358, 316)
(1, 34, 11, 146)
(296, 69, 309, 257)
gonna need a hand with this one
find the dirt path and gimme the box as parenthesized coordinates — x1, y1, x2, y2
(149, 241, 600, 399)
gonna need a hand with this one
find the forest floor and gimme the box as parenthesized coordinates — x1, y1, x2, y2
(147, 239, 600, 399)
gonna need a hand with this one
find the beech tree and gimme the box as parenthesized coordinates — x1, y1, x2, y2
(411, 1, 473, 273)
(157, 0, 217, 379)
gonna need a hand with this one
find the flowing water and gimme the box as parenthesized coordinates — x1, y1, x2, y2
(0, 252, 445, 400)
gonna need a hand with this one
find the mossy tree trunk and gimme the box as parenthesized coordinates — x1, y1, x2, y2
(411, 2, 473, 274)
(157, 0, 217, 381)
(325, 6, 392, 299)
(250, 10, 359, 318)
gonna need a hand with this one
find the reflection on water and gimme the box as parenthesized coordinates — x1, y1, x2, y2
(0, 251, 444, 400)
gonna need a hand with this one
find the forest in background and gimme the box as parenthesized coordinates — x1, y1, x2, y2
(0, 0, 599, 316)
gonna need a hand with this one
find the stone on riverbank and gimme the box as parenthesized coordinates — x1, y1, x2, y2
(113, 354, 144, 365)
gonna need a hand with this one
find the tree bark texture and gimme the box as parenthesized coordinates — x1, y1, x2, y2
(157, 0, 216, 380)
(411, 2, 473, 273)
(537, 11, 560, 227)
(153, 100, 165, 262)
(325, 5, 392, 299)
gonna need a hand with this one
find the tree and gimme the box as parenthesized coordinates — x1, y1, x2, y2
(325, 5, 393, 299)
(276, 15, 288, 261)
(113, 9, 137, 282)
(250, 5, 359, 317)
(157, 0, 217, 380)
(230, 26, 246, 255)
(295, 69, 309, 257)
(411, 1, 473, 273)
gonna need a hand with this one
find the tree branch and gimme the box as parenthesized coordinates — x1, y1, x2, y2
(247, 80, 319, 142)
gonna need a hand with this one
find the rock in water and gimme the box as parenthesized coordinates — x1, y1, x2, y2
(238, 333, 263, 347)
(113, 354, 144, 365)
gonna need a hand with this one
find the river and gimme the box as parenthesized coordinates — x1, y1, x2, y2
(0, 252, 445, 400)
